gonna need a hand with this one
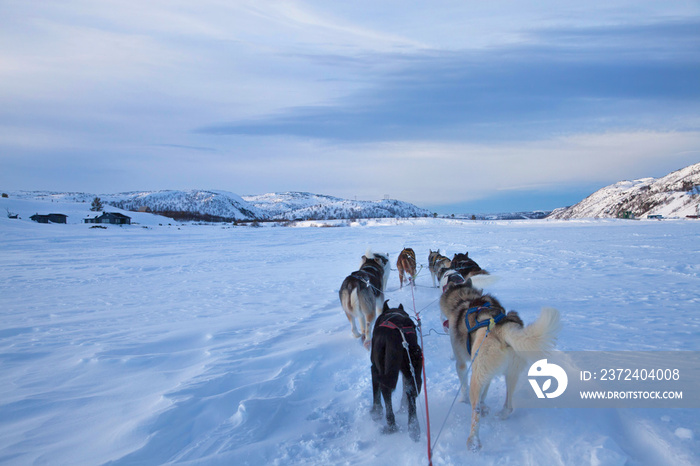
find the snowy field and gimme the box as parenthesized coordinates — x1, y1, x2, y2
(1, 205, 699, 465)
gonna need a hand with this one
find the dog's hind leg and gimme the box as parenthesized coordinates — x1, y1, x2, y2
(362, 310, 374, 350)
(478, 380, 491, 416)
(380, 386, 398, 434)
(450, 334, 470, 402)
(467, 375, 485, 452)
(499, 356, 525, 419)
(370, 364, 383, 421)
(341, 288, 362, 339)
(402, 372, 421, 442)
(358, 314, 367, 344)
(358, 290, 378, 349)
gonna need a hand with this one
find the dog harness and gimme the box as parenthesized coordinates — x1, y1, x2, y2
(442, 270, 469, 293)
(452, 254, 482, 277)
(465, 302, 506, 356)
(378, 313, 417, 335)
(350, 265, 382, 295)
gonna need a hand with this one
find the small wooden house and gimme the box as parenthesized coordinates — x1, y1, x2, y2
(30, 213, 67, 224)
(84, 212, 131, 225)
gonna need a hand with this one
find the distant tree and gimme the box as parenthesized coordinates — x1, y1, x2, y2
(90, 197, 103, 212)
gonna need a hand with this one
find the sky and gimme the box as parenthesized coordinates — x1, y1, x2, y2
(1, 1, 699, 213)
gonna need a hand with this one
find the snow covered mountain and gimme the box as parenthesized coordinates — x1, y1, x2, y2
(102, 190, 262, 221)
(548, 162, 700, 219)
(243, 192, 431, 220)
(5, 190, 430, 221)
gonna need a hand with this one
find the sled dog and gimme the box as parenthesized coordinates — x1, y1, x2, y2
(370, 301, 423, 441)
(428, 249, 451, 287)
(396, 248, 417, 288)
(440, 283, 560, 451)
(451, 252, 489, 280)
(339, 250, 390, 349)
(439, 271, 500, 330)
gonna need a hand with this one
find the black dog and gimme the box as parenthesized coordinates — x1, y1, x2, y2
(451, 252, 488, 279)
(370, 301, 423, 441)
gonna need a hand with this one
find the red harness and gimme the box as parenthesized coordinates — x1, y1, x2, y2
(378, 314, 417, 335)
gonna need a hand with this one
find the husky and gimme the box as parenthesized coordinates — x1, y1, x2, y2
(370, 301, 423, 441)
(440, 283, 560, 451)
(396, 248, 417, 288)
(451, 252, 489, 280)
(439, 270, 501, 334)
(339, 250, 390, 349)
(428, 249, 451, 287)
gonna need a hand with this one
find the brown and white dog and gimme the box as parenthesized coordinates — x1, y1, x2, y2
(440, 281, 560, 451)
(428, 249, 451, 288)
(339, 250, 390, 349)
(396, 248, 417, 288)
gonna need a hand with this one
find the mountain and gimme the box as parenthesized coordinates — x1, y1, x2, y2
(102, 190, 262, 221)
(243, 192, 431, 220)
(5, 190, 430, 221)
(548, 162, 700, 219)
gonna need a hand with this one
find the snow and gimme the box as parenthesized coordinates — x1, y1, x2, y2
(1, 204, 699, 465)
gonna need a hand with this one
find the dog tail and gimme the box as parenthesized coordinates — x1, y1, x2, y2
(501, 307, 560, 355)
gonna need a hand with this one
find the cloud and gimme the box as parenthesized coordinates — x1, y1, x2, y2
(196, 18, 700, 142)
(1, 2, 698, 212)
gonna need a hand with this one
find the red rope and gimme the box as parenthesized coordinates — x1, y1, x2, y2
(410, 281, 433, 466)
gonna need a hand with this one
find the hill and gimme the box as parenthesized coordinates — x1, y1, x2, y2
(548, 162, 700, 219)
(3, 190, 430, 222)
(102, 190, 262, 222)
(243, 192, 430, 220)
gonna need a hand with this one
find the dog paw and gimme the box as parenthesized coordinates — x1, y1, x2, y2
(497, 407, 513, 420)
(467, 435, 482, 452)
(409, 422, 421, 442)
(370, 406, 383, 422)
(478, 404, 490, 416)
(362, 339, 371, 350)
(381, 424, 399, 435)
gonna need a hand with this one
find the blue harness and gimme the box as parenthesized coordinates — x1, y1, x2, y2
(466, 302, 507, 356)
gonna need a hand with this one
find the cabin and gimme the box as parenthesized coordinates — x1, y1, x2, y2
(619, 211, 635, 219)
(84, 212, 131, 225)
(30, 213, 67, 224)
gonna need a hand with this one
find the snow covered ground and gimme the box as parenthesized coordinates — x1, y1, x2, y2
(1, 206, 699, 465)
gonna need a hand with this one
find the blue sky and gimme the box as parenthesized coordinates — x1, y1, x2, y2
(1, 1, 699, 213)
